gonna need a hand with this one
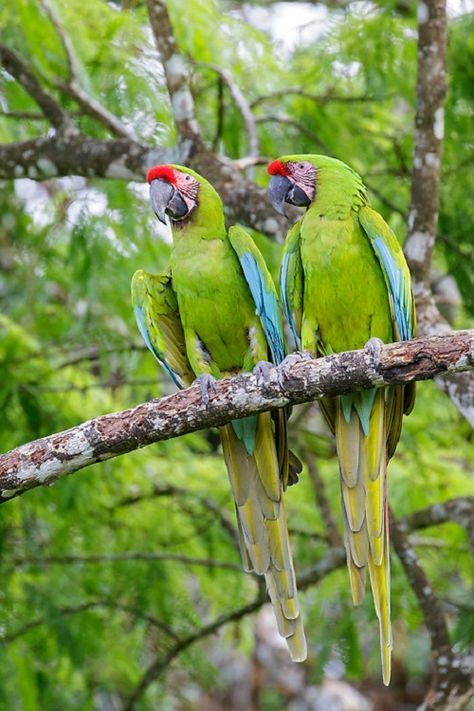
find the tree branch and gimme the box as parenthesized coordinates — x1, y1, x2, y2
(123, 594, 266, 710)
(116, 482, 239, 549)
(237, 0, 413, 13)
(0, 44, 75, 133)
(0, 134, 190, 181)
(391, 514, 473, 711)
(6, 551, 242, 572)
(401, 497, 474, 554)
(1, 599, 178, 645)
(2, 494, 469, 707)
(305, 456, 342, 547)
(24, 375, 174, 394)
(0, 5, 288, 239)
(39, 0, 137, 140)
(255, 114, 330, 153)
(0, 110, 47, 120)
(402, 0, 473, 425)
(250, 88, 391, 108)
(198, 62, 259, 162)
(124, 546, 347, 710)
(143, 0, 287, 235)
(404, 0, 447, 313)
(124, 490, 473, 711)
(146, 0, 201, 145)
(39, 0, 81, 82)
(0, 331, 472, 503)
(0, 132, 288, 236)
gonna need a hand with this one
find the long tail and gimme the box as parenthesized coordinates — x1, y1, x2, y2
(335, 388, 392, 685)
(220, 413, 306, 662)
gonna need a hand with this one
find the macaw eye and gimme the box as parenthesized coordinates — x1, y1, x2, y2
(184, 175, 191, 181)
(298, 163, 305, 169)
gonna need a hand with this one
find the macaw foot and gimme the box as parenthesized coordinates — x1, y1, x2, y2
(278, 351, 313, 387)
(194, 373, 217, 407)
(364, 337, 384, 369)
(281, 350, 313, 371)
(252, 360, 274, 388)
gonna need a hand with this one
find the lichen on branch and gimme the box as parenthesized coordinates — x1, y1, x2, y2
(0, 330, 472, 503)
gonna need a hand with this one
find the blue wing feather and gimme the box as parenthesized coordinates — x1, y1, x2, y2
(226, 227, 285, 455)
(373, 236, 413, 340)
(240, 253, 285, 364)
(228, 226, 285, 365)
(359, 207, 415, 342)
(280, 250, 301, 349)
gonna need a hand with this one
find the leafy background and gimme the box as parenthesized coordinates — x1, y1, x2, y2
(0, 0, 473, 709)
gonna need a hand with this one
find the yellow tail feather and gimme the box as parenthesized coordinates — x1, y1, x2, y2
(285, 616, 307, 662)
(336, 390, 392, 684)
(368, 515, 392, 685)
(220, 416, 306, 662)
(346, 552, 366, 605)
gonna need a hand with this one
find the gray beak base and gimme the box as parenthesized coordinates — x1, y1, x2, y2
(268, 174, 292, 217)
(150, 179, 175, 224)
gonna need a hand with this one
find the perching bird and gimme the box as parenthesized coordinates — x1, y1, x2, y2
(131, 164, 306, 661)
(267, 154, 416, 684)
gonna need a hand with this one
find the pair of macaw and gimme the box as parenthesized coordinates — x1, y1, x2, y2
(131, 155, 415, 684)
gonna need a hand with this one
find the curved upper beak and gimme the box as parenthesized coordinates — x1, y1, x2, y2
(150, 179, 175, 224)
(268, 174, 292, 217)
(149, 179, 190, 224)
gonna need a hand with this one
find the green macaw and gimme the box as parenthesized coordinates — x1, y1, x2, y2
(131, 164, 306, 661)
(267, 154, 416, 684)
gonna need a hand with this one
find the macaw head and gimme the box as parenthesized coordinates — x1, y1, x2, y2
(267, 153, 367, 215)
(267, 154, 367, 217)
(267, 157, 317, 216)
(147, 164, 201, 224)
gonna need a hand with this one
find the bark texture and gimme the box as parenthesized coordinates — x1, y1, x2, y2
(403, 0, 473, 425)
(0, 331, 472, 503)
(0, 135, 190, 181)
(405, 0, 448, 306)
(392, 514, 474, 711)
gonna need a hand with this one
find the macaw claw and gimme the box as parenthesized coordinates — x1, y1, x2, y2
(194, 373, 217, 407)
(253, 360, 274, 388)
(364, 337, 384, 368)
(282, 350, 313, 369)
(278, 351, 313, 387)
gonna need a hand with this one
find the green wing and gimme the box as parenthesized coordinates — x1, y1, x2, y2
(131, 269, 194, 388)
(358, 206, 416, 342)
(228, 225, 285, 364)
(279, 220, 304, 349)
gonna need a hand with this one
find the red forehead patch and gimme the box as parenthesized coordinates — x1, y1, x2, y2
(146, 165, 176, 184)
(267, 160, 290, 177)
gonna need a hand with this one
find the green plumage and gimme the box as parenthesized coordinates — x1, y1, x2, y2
(277, 154, 416, 684)
(132, 165, 306, 661)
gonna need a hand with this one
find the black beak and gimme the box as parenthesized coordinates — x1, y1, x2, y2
(268, 175, 292, 217)
(288, 184, 312, 207)
(150, 179, 189, 224)
(268, 175, 312, 216)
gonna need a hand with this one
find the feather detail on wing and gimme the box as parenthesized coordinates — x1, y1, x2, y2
(358, 206, 416, 343)
(228, 225, 285, 365)
(358, 205, 416, 424)
(221, 415, 306, 662)
(131, 269, 194, 388)
(279, 220, 304, 350)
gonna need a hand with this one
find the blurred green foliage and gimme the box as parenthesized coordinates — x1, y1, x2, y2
(0, 0, 473, 708)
